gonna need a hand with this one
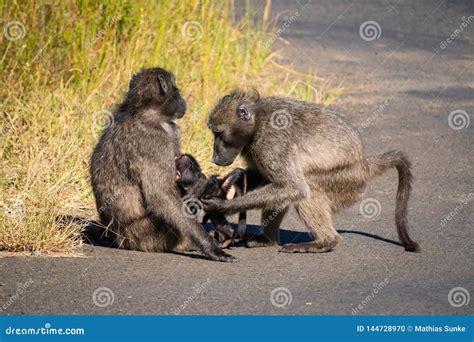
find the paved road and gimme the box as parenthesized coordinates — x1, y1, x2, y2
(1, 0, 472, 315)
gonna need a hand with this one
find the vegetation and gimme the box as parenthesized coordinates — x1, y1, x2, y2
(0, 0, 339, 254)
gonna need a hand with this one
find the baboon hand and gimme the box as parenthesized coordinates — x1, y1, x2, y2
(205, 248, 238, 262)
(202, 198, 229, 213)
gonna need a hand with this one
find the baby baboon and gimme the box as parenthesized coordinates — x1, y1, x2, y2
(175, 154, 247, 247)
(90, 67, 236, 262)
(203, 90, 420, 253)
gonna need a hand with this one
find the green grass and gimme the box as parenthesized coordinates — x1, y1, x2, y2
(0, 0, 339, 254)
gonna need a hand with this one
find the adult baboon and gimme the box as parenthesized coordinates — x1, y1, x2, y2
(90, 68, 236, 262)
(203, 90, 420, 253)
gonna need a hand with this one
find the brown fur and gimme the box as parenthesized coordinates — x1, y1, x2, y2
(90, 68, 236, 262)
(203, 90, 420, 253)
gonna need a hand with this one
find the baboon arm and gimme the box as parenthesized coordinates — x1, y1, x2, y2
(204, 181, 307, 215)
(140, 167, 217, 250)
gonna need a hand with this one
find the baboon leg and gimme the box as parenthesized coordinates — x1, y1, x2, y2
(246, 207, 288, 248)
(279, 191, 341, 253)
(116, 216, 175, 253)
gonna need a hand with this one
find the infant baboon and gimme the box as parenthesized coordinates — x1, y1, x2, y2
(203, 90, 420, 253)
(90, 67, 236, 262)
(175, 154, 247, 247)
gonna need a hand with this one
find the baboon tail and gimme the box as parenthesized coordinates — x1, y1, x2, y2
(368, 150, 420, 252)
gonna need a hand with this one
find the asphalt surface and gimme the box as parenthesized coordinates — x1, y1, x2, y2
(1, 0, 473, 315)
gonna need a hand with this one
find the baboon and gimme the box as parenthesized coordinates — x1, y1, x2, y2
(175, 154, 247, 247)
(203, 90, 420, 253)
(90, 67, 236, 262)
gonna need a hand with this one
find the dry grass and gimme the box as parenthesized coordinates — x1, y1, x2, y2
(0, 0, 339, 255)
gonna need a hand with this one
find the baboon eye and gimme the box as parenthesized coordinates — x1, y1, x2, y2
(238, 105, 251, 121)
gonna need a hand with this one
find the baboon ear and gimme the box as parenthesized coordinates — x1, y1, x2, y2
(238, 105, 251, 121)
(157, 75, 169, 94)
(129, 73, 139, 90)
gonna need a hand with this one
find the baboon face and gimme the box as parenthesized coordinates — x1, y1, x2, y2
(175, 154, 207, 196)
(128, 68, 187, 119)
(207, 91, 257, 166)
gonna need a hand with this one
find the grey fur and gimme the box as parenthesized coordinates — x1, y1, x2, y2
(204, 90, 420, 253)
(90, 68, 236, 262)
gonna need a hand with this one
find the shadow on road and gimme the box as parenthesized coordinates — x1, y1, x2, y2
(59, 215, 402, 249)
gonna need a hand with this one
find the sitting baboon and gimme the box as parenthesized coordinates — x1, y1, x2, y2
(175, 154, 247, 247)
(90, 67, 236, 262)
(203, 90, 420, 253)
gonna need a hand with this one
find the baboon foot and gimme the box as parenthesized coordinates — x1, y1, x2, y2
(278, 237, 340, 253)
(244, 234, 276, 248)
(204, 248, 239, 263)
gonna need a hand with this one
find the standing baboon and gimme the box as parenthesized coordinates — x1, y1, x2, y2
(203, 90, 420, 253)
(90, 68, 236, 262)
(175, 154, 247, 246)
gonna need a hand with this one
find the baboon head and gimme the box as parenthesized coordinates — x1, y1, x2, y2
(207, 90, 260, 166)
(127, 67, 187, 119)
(175, 154, 207, 196)
(200, 168, 246, 200)
(175, 154, 244, 201)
